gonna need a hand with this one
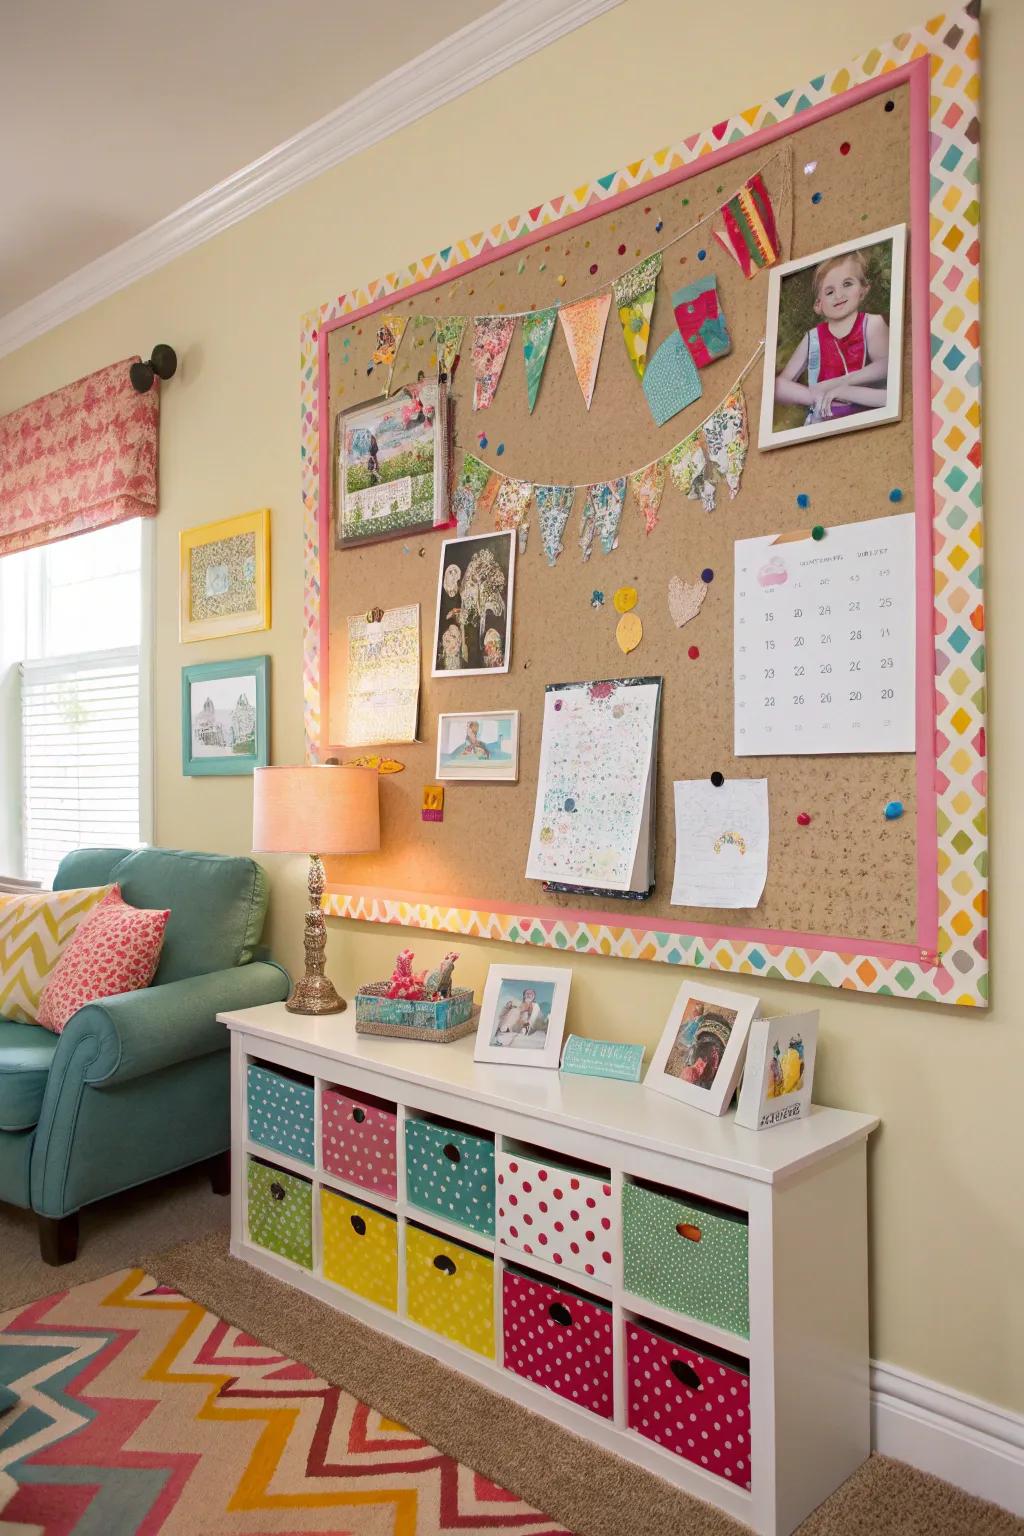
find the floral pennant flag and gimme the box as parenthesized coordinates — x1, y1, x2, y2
(558, 293, 611, 410)
(667, 431, 714, 513)
(494, 477, 534, 554)
(712, 172, 781, 278)
(629, 459, 667, 536)
(471, 315, 516, 410)
(372, 314, 409, 396)
(613, 254, 662, 380)
(434, 316, 466, 380)
(702, 388, 749, 499)
(535, 485, 576, 566)
(452, 453, 500, 536)
(579, 478, 627, 561)
(522, 307, 558, 413)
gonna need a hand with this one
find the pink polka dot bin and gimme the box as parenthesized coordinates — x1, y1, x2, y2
(502, 1269, 613, 1419)
(626, 1321, 751, 1489)
(496, 1151, 616, 1283)
(321, 1086, 398, 1199)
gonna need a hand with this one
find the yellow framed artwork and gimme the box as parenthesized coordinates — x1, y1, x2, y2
(179, 508, 271, 642)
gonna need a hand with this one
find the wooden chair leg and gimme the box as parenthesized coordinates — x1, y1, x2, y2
(208, 1150, 232, 1196)
(38, 1212, 79, 1266)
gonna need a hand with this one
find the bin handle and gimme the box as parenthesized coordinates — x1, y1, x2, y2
(443, 1143, 461, 1163)
(433, 1254, 457, 1275)
(270, 1182, 286, 1202)
(675, 1221, 702, 1243)
(669, 1359, 702, 1391)
(350, 1214, 366, 1236)
(352, 1107, 366, 1124)
(548, 1302, 573, 1327)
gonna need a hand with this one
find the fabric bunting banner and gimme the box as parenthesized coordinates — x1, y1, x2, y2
(629, 459, 667, 536)
(435, 316, 466, 380)
(535, 485, 576, 566)
(579, 478, 626, 561)
(453, 453, 500, 535)
(712, 172, 781, 277)
(613, 254, 662, 380)
(493, 477, 533, 553)
(558, 293, 611, 410)
(471, 316, 516, 410)
(522, 307, 558, 413)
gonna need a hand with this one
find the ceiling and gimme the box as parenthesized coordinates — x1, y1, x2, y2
(0, 0, 502, 319)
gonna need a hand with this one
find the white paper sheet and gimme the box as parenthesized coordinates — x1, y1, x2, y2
(345, 604, 420, 746)
(671, 778, 769, 909)
(733, 513, 916, 756)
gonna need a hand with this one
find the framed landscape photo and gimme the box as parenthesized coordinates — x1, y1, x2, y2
(336, 381, 450, 549)
(182, 656, 269, 776)
(474, 964, 571, 1069)
(759, 224, 907, 450)
(645, 982, 758, 1116)
(436, 710, 519, 782)
(179, 508, 271, 643)
(432, 530, 515, 677)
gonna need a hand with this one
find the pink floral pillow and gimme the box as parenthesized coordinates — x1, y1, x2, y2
(37, 886, 170, 1034)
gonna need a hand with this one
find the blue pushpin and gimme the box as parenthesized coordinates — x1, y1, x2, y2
(884, 800, 904, 821)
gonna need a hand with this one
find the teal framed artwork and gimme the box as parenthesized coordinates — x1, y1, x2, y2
(181, 656, 269, 776)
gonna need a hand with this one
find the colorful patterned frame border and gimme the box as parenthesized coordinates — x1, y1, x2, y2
(301, 6, 985, 1007)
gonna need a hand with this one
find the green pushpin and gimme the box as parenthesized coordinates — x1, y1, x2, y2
(811, 525, 825, 541)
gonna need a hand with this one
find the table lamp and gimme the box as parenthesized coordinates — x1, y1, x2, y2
(253, 764, 380, 1015)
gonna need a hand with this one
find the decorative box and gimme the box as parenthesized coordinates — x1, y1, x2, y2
(496, 1148, 615, 1283)
(623, 1181, 749, 1338)
(406, 1116, 495, 1236)
(503, 1266, 613, 1418)
(247, 1062, 315, 1166)
(626, 1318, 751, 1489)
(354, 983, 477, 1043)
(247, 1157, 313, 1269)
(321, 1188, 398, 1311)
(321, 1085, 398, 1198)
(405, 1223, 495, 1358)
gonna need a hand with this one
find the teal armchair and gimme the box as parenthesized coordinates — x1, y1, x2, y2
(0, 846, 289, 1264)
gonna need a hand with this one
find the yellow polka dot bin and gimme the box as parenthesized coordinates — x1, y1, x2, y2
(321, 1188, 398, 1312)
(405, 1224, 495, 1358)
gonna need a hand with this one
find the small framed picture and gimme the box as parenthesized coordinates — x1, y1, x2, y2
(474, 965, 572, 1069)
(335, 381, 450, 549)
(436, 710, 519, 782)
(735, 1011, 819, 1130)
(645, 982, 758, 1116)
(759, 223, 907, 450)
(181, 656, 269, 776)
(432, 530, 515, 677)
(179, 508, 270, 643)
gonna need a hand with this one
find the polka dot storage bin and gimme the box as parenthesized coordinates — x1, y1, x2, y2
(246, 1156, 313, 1269)
(497, 1148, 615, 1282)
(247, 1062, 315, 1166)
(405, 1223, 495, 1358)
(622, 1181, 749, 1338)
(321, 1085, 397, 1198)
(626, 1318, 751, 1489)
(405, 1116, 495, 1237)
(321, 1187, 398, 1311)
(502, 1265, 613, 1419)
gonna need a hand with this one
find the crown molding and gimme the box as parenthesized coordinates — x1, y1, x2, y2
(0, 0, 623, 362)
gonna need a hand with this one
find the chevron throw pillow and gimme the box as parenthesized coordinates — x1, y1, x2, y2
(0, 884, 113, 1024)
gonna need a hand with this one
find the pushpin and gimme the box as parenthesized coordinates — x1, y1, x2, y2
(811, 525, 825, 541)
(710, 771, 725, 787)
(884, 800, 904, 821)
(797, 811, 812, 826)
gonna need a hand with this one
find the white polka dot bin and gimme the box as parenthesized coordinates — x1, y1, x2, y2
(502, 1266, 613, 1419)
(321, 1085, 398, 1198)
(405, 1223, 495, 1358)
(622, 1181, 750, 1338)
(496, 1149, 616, 1283)
(405, 1117, 496, 1237)
(626, 1320, 751, 1490)
(246, 1157, 313, 1269)
(321, 1187, 398, 1311)
(247, 1062, 315, 1166)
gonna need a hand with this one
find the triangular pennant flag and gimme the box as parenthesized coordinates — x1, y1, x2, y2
(534, 485, 576, 566)
(613, 254, 662, 380)
(701, 387, 749, 500)
(470, 316, 516, 410)
(558, 293, 611, 410)
(579, 478, 626, 561)
(434, 316, 466, 380)
(522, 307, 558, 412)
(643, 331, 702, 426)
(494, 478, 534, 554)
(712, 173, 782, 278)
(629, 460, 667, 536)
(667, 431, 715, 513)
(452, 454, 500, 536)
(372, 314, 409, 396)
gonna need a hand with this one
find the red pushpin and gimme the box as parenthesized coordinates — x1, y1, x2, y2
(797, 811, 812, 826)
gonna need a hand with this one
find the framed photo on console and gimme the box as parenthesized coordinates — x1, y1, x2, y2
(474, 964, 571, 1069)
(645, 982, 758, 1116)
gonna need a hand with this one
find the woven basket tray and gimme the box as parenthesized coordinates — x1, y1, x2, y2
(354, 983, 476, 1040)
(355, 1006, 479, 1044)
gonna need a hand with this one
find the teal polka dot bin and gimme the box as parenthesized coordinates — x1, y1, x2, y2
(622, 1181, 749, 1339)
(405, 1117, 496, 1237)
(247, 1062, 315, 1166)
(247, 1157, 313, 1269)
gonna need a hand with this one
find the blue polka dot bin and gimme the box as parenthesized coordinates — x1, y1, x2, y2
(405, 1116, 496, 1237)
(247, 1063, 316, 1166)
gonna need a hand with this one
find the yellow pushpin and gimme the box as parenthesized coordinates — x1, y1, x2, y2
(613, 586, 638, 613)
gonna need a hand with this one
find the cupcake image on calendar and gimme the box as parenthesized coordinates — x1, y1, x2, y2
(757, 554, 788, 587)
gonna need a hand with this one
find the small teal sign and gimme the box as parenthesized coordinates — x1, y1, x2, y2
(560, 1035, 645, 1082)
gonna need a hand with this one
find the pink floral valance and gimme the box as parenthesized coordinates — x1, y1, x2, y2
(0, 357, 159, 557)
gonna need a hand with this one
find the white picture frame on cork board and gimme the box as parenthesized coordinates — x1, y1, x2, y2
(645, 982, 758, 1117)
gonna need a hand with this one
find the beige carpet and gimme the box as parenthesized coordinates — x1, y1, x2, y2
(150, 1229, 1023, 1536)
(0, 1163, 228, 1311)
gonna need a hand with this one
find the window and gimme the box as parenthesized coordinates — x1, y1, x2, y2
(0, 520, 150, 885)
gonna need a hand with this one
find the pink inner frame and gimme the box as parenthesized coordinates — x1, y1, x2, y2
(316, 57, 937, 967)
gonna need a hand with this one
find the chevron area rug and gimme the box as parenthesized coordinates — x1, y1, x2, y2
(0, 1268, 568, 1535)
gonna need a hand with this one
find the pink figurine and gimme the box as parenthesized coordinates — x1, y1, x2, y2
(385, 948, 427, 1001)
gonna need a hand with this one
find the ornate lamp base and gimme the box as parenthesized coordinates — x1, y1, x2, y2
(286, 853, 347, 1015)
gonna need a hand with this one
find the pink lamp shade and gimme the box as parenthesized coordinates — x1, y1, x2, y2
(253, 765, 380, 856)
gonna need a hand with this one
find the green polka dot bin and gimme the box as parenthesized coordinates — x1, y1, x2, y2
(247, 1158, 314, 1269)
(247, 1063, 315, 1166)
(405, 1118, 496, 1237)
(622, 1182, 749, 1339)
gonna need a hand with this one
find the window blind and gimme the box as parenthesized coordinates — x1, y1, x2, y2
(20, 648, 140, 886)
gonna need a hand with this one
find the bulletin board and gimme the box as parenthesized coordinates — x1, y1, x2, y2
(300, 6, 986, 1008)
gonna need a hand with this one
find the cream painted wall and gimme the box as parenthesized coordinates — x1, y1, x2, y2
(1, 0, 1020, 1414)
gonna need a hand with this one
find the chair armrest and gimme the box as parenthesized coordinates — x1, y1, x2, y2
(52, 961, 290, 1089)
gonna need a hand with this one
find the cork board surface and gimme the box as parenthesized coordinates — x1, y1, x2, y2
(324, 84, 919, 946)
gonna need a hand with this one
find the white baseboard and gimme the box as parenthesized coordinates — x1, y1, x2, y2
(871, 1360, 1024, 1517)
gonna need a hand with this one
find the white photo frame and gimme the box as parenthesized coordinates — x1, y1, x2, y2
(758, 223, 907, 451)
(431, 530, 515, 677)
(474, 964, 572, 1069)
(436, 710, 520, 781)
(644, 982, 759, 1116)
